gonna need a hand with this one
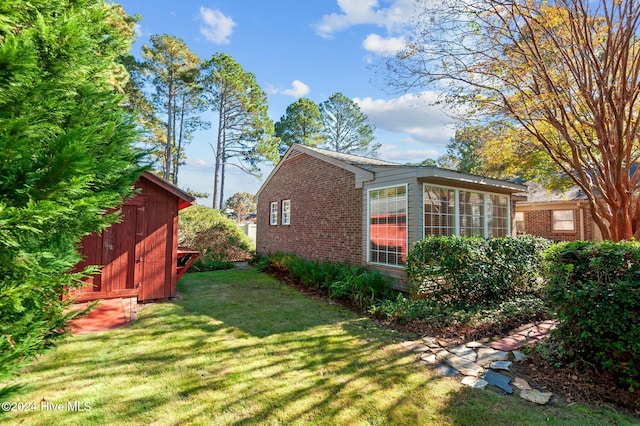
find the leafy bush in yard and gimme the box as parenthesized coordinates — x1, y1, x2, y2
(179, 205, 254, 269)
(543, 240, 640, 390)
(256, 252, 392, 308)
(370, 293, 549, 334)
(407, 235, 551, 304)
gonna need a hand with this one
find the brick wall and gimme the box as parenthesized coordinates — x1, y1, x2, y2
(256, 153, 364, 265)
(520, 206, 594, 241)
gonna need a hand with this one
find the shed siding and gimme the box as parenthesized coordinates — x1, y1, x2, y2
(257, 153, 364, 265)
(73, 174, 184, 303)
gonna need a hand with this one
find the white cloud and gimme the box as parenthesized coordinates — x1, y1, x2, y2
(354, 92, 456, 147)
(378, 144, 439, 163)
(281, 80, 310, 98)
(314, 0, 416, 38)
(268, 80, 311, 98)
(362, 33, 405, 55)
(199, 7, 236, 44)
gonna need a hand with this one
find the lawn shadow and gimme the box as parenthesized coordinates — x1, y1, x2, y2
(11, 268, 635, 425)
(174, 269, 351, 338)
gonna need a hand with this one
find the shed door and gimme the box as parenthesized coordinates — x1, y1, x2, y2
(101, 203, 145, 297)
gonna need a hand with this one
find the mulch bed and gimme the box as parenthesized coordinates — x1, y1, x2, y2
(512, 348, 640, 417)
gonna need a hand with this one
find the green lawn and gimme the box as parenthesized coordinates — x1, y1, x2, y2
(5, 269, 636, 425)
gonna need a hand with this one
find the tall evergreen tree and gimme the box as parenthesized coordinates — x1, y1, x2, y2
(274, 97, 323, 155)
(0, 0, 144, 398)
(139, 34, 203, 183)
(200, 53, 278, 209)
(320, 92, 380, 156)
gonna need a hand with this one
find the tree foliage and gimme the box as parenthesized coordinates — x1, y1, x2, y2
(274, 97, 323, 155)
(200, 53, 279, 209)
(444, 123, 569, 187)
(0, 0, 143, 398)
(387, 0, 640, 241)
(224, 192, 256, 220)
(138, 34, 204, 184)
(319, 93, 380, 156)
(405, 158, 437, 167)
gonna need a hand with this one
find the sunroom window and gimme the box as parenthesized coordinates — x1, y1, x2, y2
(368, 185, 407, 267)
(423, 185, 455, 236)
(424, 184, 510, 238)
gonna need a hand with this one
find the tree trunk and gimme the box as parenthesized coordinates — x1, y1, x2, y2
(173, 91, 186, 185)
(165, 76, 173, 180)
(219, 144, 226, 210)
(212, 107, 225, 209)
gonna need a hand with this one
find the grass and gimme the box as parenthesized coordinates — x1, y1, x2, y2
(4, 269, 637, 425)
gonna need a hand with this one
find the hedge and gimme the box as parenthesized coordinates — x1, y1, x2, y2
(545, 241, 640, 390)
(406, 235, 551, 305)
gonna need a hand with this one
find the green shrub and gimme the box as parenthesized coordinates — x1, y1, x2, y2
(544, 240, 640, 390)
(258, 252, 391, 308)
(330, 267, 391, 308)
(370, 293, 549, 332)
(407, 235, 551, 304)
(179, 205, 254, 267)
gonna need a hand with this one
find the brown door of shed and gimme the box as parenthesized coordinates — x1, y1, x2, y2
(100, 203, 145, 297)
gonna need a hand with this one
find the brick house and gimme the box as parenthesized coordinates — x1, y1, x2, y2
(256, 144, 527, 290)
(515, 182, 602, 242)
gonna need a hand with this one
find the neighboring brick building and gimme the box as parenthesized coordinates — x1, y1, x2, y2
(515, 182, 601, 242)
(256, 144, 527, 290)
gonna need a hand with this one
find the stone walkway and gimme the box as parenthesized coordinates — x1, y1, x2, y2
(402, 320, 556, 405)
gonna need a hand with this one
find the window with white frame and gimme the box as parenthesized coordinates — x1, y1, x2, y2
(423, 184, 510, 238)
(423, 185, 456, 236)
(369, 186, 407, 267)
(282, 199, 291, 225)
(488, 194, 509, 237)
(459, 190, 484, 236)
(270, 202, 278, 225)
(552, 210, 575, 231)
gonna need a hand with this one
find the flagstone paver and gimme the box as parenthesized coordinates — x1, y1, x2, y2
(437, 350, 485, 376)
(520, 389, 553, 405)
(490, 360, 512, 371)
(436, 364, 460, 377)
(484, 369, 514, 394)
(513, 377, 532, 391)
(476, 348, 509, 367)
(488, 334, 528, 351)
(404, 320, 557, 405)
(461, 376, 489, 389)
(449, 344, 478, 362)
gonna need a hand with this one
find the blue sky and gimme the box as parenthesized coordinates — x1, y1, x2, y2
(116, 0, 456, 206)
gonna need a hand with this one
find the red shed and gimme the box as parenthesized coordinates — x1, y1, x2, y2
(72, 171, 196, 303)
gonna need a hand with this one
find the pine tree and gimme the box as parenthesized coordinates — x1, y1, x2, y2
(200, 53, 278, 209)
(274, 98, 323, 155)
(320, 92, 379, 156)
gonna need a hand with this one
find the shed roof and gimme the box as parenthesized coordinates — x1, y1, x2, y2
(256, 144, 527, 197)
(140, 171, 195, 210)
